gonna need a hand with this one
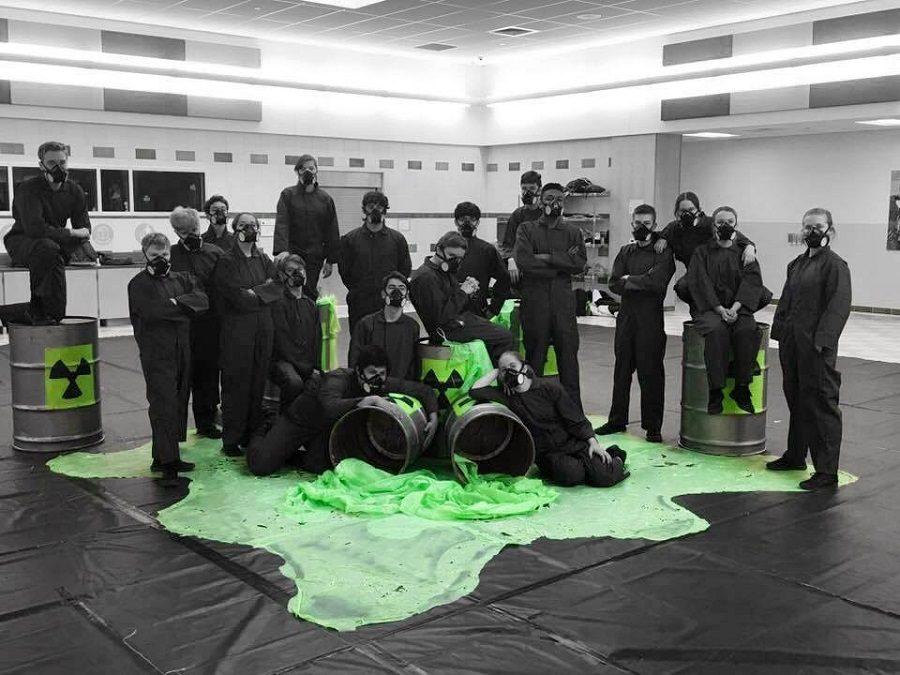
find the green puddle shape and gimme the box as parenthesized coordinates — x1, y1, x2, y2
(48, 420, 855, 631)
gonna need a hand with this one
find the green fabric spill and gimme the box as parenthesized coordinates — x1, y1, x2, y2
(48, 423, 857, 632)
(284, 457, 558, 520)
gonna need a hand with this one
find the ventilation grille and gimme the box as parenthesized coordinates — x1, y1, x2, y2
(491, 26, 538, 37)
(415, 43, 457, 51)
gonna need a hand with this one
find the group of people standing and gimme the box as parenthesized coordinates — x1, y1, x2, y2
(1, 142, 852, 492)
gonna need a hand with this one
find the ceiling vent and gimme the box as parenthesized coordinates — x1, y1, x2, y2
(415, 43, 457, 51)
(491, 26, 538, 37)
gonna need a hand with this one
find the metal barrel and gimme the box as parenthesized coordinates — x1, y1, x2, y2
(679, 321, 770, 456)
(9, 317, 104, 453)
(445, 397, 535, 482)
(328, 393, 428, 474)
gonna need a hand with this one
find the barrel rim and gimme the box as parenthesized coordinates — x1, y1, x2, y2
(328, 401, 426, 473)
(8, 316, 100, 331)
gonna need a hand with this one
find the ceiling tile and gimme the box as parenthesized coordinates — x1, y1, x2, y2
(295, 9, 379, 28)
(170, 0, 240, 10)
(262, 3, 340, 22)
(387, 3, 463, 23)
(615, 0, 700, 11)
(205, 0, 293, 18)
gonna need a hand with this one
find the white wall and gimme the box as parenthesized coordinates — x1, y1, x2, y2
(681, 128, 900, 308)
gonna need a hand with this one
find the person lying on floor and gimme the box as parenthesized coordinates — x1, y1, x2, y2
(246, 345, 439, 477)
(468, 351, 628, 487)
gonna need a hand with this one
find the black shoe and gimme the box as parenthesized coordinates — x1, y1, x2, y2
(707, 388, 724, 415)
(155, 465, 181, 487)
(730, 385, 755, 414)
(799, 472, 838, 491)
(766, 456, 806, 471)
(196, 426, 223, 439)
(151, 459, 195, 472)
(646, 430, 663, 443)
(594, 422, 626, 435)
(221, 444, 243, 457)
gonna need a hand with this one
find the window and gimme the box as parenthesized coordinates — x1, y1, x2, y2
(532, 161, 544, 170)
(68, 169, 98, 211)
(213, 152, 232, 163)
(0, 167, 8, 211)
(133, 170, 204, 212)
(379, 159, 394, 169)
(508, 162, 520, 171)
(101, 169, 130, 212)
(556, 160, 569, 170)
(349, 158, 365, 168)
(408, 160, 422, 170)
(461, 162, 475, 172)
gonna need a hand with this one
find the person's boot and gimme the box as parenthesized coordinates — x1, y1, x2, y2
(151, 459, 195, 472)
(707, 388, 724, 415)
(221, 443, 242, 457)
(196, 426, 223, 439)
(593, 421, 626, 435)
(766, 455, 806, 471)
(799, 472, 838, 490)
(646, 430, 663, 443)
(730, 384, 755, 414)
(155, 464, 181, 487)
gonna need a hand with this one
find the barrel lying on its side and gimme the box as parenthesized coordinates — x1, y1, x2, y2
(329, 393, 428, 474)
(10, 317, 104, 453)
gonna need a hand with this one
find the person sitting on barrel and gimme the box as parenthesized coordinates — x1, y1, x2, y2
(469, 351, 628, 487)
(686, 206, 770, 415)
(349, 271, 420, 381)
(128, 233, 209, 486)
(270, 253, 322, 409)
(246, 345, 439, 477)
(409, 231, 516, 364)
(0, 141, 93, 326)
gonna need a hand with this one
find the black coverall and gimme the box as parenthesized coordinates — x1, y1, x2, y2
(270, 289, 321, 406)
(456, 235, 511, 317)
(513, 216, 588, 412)
(348, 312, 421, 381)
(607, 242, 675, 432)
(246, 368, 438, 477)
(202, 224, 234, 250)
(274, 184, 340, 298)
(408, 259, 516, 364)
(500, 204, 542, 261)
(169, 240, 224, 431)
(772, 247, 851, 476)
(128, 270, 209, 465)
(658, 216, 752, 307)
(687, 241, 764, 391)
(338, 225, 412, 331)
(3, 176, 91, 321)
(213, 242, 281, 448)
(470, 379, 627, 487)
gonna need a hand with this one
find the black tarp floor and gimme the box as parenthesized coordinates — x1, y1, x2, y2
(2, 321, 900, 674)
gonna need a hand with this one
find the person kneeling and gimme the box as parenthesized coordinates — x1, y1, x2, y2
(128, 233, 209, 486)
(469, 351, 628, 487)
(270, 254, 322, 408)
(246, 345, 438, 477)
(687, 206, 768, 415)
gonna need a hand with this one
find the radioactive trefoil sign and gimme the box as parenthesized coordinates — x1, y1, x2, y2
(44, 343, 96, 410)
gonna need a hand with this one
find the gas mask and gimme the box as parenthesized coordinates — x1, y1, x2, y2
(438, 251, 461, 274)
(237, 226, 259, 244)
(284, 270, 306, 289)
(715, 224, 736, 241)
(679, 210, 698, 227)
(521, 189, 537, 205)
(366, 208, 385, 225)
(182, 233, 203, 252)
(804, 229, 828, 249)
(146, 255, 171, 277)
(387, 288, 406, 307)
(543, 198, 563, 219)
(43, 163, 68, 185)
(632, 225, 652, 242)
(501, 364, 530, 391)
(359, 371, 386, 394)
(457, 219, 477, 238)
(300, 170, 316, 186)
(212, 212, 227, 226)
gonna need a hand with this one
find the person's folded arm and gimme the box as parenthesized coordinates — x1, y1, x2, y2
(318, 371, 363, 420)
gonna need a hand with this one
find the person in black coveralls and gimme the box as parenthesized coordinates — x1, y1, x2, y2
(338, 190, 411, 331)
(470, 351, 628, 487)
(500, 170, 543, 285)
(169, 206, 225, 438)
(454, 201, 510, 318)
(767, 208, 851, 491)
(686, 206, 766, 415)
(213, 212, 282, 457)
(201, 194, 234, 250)
(128, 233, 209, 486)
(1, 141, 92, 325)
(595, 204, 675, 442)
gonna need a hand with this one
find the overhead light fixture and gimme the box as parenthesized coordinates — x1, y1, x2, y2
(491, 26, 538, 37)
(415, 43, 457, 52)
(576, 14, 603, 20)
(684, 132, 740, 138)
(856, 119, 900, 126)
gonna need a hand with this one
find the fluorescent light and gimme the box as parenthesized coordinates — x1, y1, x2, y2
(856, 119, 900, 127)
(684, 132, 739, 138)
